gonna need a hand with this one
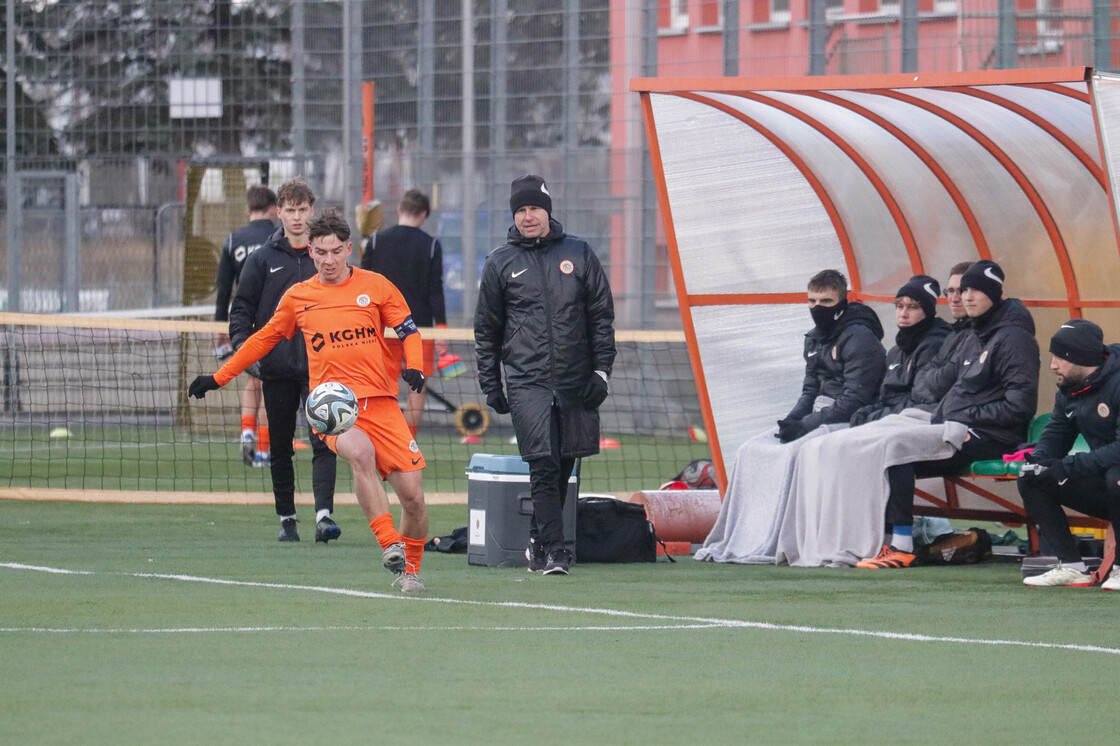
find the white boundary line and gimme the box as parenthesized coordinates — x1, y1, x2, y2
(3, 561, 1119, 655)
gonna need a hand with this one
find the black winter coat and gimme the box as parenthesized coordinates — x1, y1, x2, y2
(474, 220, 616, 460)
(906, 318, 973, 411)
(851, 317, 951, 425)
(785, 302, 886, 432)
(214, 218, 276, 322)
(228, 229, 319, 381)
(933, 298, 1039, 448)
(1032, 344, 1120, 479)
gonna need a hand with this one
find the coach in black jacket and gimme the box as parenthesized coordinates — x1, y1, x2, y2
(474, 175, 616, 576)
(1019, 320, 1120, 589)
(229, 180, 338, 544)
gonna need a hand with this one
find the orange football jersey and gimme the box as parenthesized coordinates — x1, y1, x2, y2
(216, 267, 421, 398)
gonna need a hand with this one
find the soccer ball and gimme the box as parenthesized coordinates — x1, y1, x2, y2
(305, 382, 359, 436)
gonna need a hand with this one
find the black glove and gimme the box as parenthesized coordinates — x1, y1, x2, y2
(189, 375, 220, 399)
(849, 406, 871, 428)
(582, 372, 609, 409)
(402, 368, 425, 393)
(1040, 458, 1069, 485)
(486, 390, 510, 415)
(775, 417, 808, 444)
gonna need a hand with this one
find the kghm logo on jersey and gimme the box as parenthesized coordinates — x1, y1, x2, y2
(559, 260, 574, 274)
(314, 325, 380, 350)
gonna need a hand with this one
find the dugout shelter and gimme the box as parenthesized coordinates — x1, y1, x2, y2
(632, 67, 1120, 494)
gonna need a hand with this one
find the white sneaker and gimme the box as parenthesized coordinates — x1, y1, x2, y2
(1101, 566, 1120, 591)
(393, 572, 427, 593)
(1023, 563, 1093, 587)
(381, 542, 407, 575)
(239, 430, 256, 466)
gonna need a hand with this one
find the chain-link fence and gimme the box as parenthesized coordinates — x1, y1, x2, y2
(1, 0, 1114, 324)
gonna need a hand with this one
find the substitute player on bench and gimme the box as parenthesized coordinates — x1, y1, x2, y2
(190, 210, 431, 593)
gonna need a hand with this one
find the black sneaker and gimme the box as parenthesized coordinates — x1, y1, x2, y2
(315, 516, 341, 544)
(278, 518, 300, 542)
(525, 537, 547, 573)
(543, 547, 573, 576)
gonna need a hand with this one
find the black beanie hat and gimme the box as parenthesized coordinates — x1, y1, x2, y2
(510, 174, 552, 216)
(959, 259, 1004, 304)
(896, 274, 940, 319)
(1050, 318, 1106, 367)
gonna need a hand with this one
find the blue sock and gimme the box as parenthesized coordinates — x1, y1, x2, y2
(891, 524, 914, 553)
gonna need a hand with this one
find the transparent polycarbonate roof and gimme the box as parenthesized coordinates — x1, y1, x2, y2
(634, 68, 1120, 484)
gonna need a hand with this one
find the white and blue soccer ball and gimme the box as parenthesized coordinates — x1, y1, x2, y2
(305, 382, 359, 436)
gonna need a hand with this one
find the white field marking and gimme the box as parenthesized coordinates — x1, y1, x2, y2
(0, 624, 722, 634)
(3, 563, 1120, 656)
(0, 562, 94, 575)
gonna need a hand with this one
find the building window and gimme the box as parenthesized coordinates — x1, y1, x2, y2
(698, 0, 723, 28)
(659, 0, 690, 32)
(771, 0, 790, 23)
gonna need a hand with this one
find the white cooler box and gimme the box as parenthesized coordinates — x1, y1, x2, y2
(466, 454, 577, 567)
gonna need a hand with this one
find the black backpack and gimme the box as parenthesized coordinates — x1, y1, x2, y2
(575, 497, 659, 563)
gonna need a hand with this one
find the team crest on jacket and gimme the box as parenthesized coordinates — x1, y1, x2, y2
(1099, 403, 1110, 418)
(356, 294, 371, 307)
(559, 260, 574, 274)
(979, 350, 989, 364)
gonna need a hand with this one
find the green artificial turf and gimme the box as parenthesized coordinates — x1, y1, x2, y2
(1, 500, 1117, 745)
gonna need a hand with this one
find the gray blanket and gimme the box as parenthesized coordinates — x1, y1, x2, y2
(694, 421, 846, 564)
(775, 409, 969, 567)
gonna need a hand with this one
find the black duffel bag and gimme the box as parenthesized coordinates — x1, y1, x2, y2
(575, 496, 658, 563)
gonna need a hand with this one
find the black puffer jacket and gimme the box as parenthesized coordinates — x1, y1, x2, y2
(851, 317, 950, 425)
(1032, 344, 1120, 479)
(228, 229, 319, 381)
(907, 318, 973, 411)
(785, 302, 886, 432)
(474, 219, 616, 460)
(934, 298, 1039, 448)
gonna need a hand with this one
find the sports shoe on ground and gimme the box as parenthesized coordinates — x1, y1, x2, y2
(525, 536, 547, 573)
(252, 451, 270, 468)
(240, 430, 256, 466)
(543, 547, 573, 576)
(381, 542, 407, 574)
(315, 516, 341, 544)
(278, 517, 300, 542)
(393, 572, 427, 593)
(856, 544, 917, 569)
(1101, 566, 1120, 591)
(1023, 563, 1093, 587)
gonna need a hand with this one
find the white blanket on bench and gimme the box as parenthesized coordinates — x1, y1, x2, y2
(775, 409, 969, 567)
(694, 422, 846, 564)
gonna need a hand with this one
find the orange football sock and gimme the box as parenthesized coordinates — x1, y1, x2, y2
(257, 426, 270, 453)
(369, 513, 401, 550)
(401, 535, 426, 573)
(241, 415, 256, 433)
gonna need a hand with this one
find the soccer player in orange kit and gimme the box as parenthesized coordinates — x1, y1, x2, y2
(190, 209, 431, 593)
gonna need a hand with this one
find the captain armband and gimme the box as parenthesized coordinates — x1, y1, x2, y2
(394, 316, 419, 340)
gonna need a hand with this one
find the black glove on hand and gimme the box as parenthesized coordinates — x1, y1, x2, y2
(583, 373, 609, 409)
(402, 368, 425, 393)
(775, 418, 807, 444)
(486, 390, 510, 415)
(189, 375, 220, 399)
(1040, 458, 1069, 485)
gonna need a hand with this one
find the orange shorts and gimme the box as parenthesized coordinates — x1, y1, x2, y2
(385, 337, 436, 377)
(321, 396, 426, 479)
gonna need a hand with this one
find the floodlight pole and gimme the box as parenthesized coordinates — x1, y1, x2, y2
(900, 0, 918, 73)
(1093, 0, 1112, 72)
(808, 0, 827, 76)
(723, 0, 739, 77)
